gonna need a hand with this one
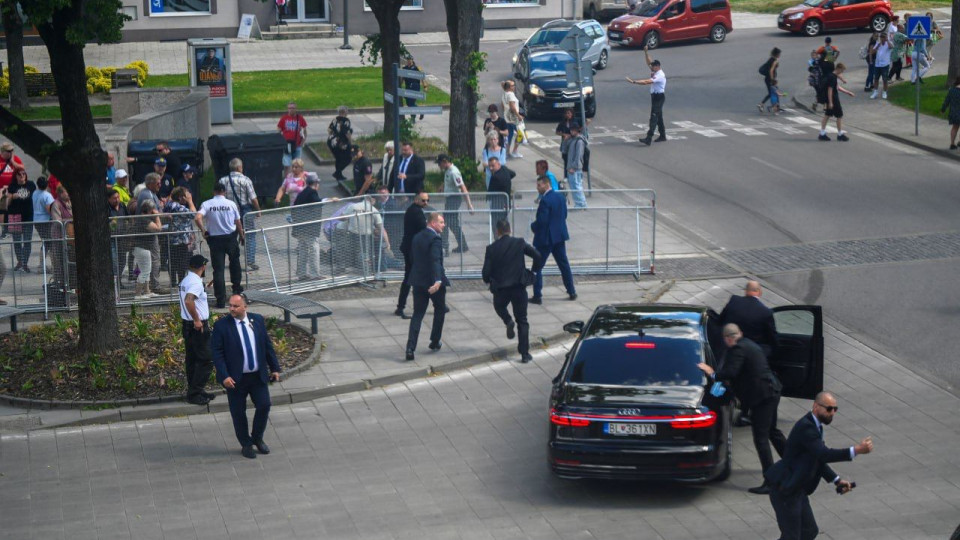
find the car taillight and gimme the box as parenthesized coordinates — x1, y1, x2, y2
(550, 409, 590, 427)
(670, 411, 717, 429)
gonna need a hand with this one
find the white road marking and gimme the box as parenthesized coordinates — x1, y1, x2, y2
(713, 119, 743, 128)
(750, 156, 803, 179)
(734, 128, 765, 136)
(856, 132, 926, 155)
(694, 129, 726, 138)
(785, 116, 820, 125)
(673, 121, 705, 129)
(525, 130, 546, 139)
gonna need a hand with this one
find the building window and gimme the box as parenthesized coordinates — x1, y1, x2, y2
(363, 0, 423, 10)
(483, 0, 540, 5)
(149, 0, 210, 16)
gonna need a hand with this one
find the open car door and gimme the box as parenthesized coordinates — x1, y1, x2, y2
(771, 305, 824, 400)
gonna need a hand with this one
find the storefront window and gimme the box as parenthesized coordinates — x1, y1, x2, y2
(363, 0, 423, 9)
(149, 0, 211, 16)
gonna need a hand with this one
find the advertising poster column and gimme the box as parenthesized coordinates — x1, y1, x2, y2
(187, 38, 233, 124)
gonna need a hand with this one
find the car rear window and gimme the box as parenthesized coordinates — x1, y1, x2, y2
(529, 28, 569, 46)
(567, 310, 705, 386)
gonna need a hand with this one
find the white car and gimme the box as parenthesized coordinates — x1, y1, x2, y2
(511, 19, 611, 75)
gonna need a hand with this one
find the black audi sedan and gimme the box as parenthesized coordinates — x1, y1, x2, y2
(513, 48, 597, 120)
(549, 303, 824, 483)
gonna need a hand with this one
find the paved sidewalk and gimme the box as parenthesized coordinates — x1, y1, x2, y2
(2, 276, 959, 539)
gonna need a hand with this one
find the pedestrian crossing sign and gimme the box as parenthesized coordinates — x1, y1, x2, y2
(907, 16, 931, 39)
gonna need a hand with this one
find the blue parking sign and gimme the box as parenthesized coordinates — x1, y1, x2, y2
(907, 16, 931, 40)
(150, 0, 164, 14)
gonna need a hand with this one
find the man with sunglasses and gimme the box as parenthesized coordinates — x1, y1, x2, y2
(765, 392, 874, 540)
(395, 192, 430, 319)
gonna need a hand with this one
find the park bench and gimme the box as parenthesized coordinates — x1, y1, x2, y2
(243, 290, 331, 335)
(111, 69, 139, 89)
(0, 305, 26, 333)
(23, 72, 57, 97)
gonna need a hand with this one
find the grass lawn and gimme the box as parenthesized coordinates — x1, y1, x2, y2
(886, 75, 950, 120)
(11, 104, 111, 121)
(144, 67, 450, 112)
(728, 0, 951, 14)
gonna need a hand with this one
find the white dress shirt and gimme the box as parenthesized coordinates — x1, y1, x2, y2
(236, 316, 258, 373)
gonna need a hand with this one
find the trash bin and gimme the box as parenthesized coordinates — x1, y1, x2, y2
(127, 138, 205, 196)
(207, 132, 286, 201)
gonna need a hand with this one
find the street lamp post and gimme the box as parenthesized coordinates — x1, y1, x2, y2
(340, 0, 352, 50)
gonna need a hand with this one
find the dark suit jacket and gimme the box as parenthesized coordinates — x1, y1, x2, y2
(482, 235, 542, 291)
(720, 295, 777, 356)
(488, 166, 515, 205)
(531, 189, 569, 249)
(399, 202, 426, 256)
(764, 412, 852, 496)
(716, 338, 781, 408)
(410, 227, 449, 289)
(389, 154, 425, 195)
(211, 312, 281, 385)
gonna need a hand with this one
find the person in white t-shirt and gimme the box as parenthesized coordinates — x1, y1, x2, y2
(501, 80, 525, 159)
(195, 182, 244, 309)
(179, 254, 215, 405)
(627, 46, 667, 146)
(870, 32, 893, 100)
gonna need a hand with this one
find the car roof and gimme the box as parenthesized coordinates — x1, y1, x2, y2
(541, 18, 599, 30)
(584, 304, 706, 338)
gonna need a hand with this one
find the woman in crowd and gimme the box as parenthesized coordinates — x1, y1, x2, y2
(481, 132, 507, 190)
(500, 80, 524, 159)
(327, 106, 353, 182)
(132, 199, 162, 299)
(376, 141, 395, 189)
(483, 104, 509, 149)
(275, 158, 311, 206)
(49, 185, 73, 288)
(162, 187, 197, 286)
(6, 167, 36, 273)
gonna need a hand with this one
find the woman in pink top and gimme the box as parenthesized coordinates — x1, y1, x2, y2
(274, 158, 312, 206)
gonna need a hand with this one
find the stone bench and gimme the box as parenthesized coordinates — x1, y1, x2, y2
(243, 290, 331, 335)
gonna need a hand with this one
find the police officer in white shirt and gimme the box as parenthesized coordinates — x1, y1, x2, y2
(626, 45, 668, 146)
(218, 158, 261, 270)
(179, 254, 216, 405)
(194, 182, 245, 309)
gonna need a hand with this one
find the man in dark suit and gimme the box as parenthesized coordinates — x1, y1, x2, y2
(405, 212, 448, 361)
(482, 219, 542, 363)
(395, 192, 430, 319)
(720, 280, 778, 427)
(765, 392, 873, 540)
(698, 323, 786, 494)
(388, 141, 425, 195)
(211, 294, 282, 459)
(530, 175, 576, 304)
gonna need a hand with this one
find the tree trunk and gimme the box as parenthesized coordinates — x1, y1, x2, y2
(443, 0, 484, 160)
(1, 0, 29, 109)
(949, 2, 960, 89)
(367, 1, 405, 135)
(36, 7, 120, 353)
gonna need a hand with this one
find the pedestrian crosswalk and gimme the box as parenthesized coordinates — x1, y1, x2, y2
(525, 112, 833, 148)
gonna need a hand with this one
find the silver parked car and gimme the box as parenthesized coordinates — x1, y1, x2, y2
(511, 19, 611, 74)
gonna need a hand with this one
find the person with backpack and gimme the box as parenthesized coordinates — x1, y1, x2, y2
(757, 48, 781, 114)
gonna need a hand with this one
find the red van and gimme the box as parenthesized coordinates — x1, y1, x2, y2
(777, 0, 892, 37)
(606, 0, 732, 49)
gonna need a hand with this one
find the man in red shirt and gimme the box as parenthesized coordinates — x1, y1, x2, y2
(277, 102, 307, 178)
(0, 142, 24, 189)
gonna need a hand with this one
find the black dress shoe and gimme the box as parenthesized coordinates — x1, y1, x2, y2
(506, 322, 516, 340)
(253, 439, 270, 454)
(405, 350, 415, 361)
(444, 306, 450, 314)
(520, 353, 533, 363)
(640, 136, 652, 146)
(428, 341, 442, 351)
(748, 484, 770, 495)
(201, 391, 217, 401)
(733, 415, 753, 428)
(394, 308, 411, 319)
(186, 395, 210, 406)
(654, 135, 667, 142)
(241, 446, 257, 459)
(568, 293, 578, 301)
(529, 296, 543, 305)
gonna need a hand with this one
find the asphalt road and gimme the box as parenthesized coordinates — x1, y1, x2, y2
(409, 22, 960, 394)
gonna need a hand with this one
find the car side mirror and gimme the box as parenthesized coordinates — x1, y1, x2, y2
(563, 321, 584, 334)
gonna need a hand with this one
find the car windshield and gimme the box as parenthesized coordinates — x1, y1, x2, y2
(631, 0, 669, 16)
(567, 311, 705, 387)
(529, 52, 574, 76)
(802, 0, 821, 6)
(527, 27, 570, 47)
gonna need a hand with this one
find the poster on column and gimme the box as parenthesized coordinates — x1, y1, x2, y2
(196, 47, 227, 98)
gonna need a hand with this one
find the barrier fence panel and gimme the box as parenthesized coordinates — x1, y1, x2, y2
(0, 221, 68, 314)
(512, 189, 656, 276)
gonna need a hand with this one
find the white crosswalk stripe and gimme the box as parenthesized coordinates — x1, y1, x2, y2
(733, 127, 765, 136)
(694, 129, 726, 138)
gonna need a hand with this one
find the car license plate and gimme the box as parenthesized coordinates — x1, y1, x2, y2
(554, 102, 575, 108)
(606, 423, 656, 436)
(609, 31, 622, 40)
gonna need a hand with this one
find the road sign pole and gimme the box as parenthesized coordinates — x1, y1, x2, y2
(906, 15, 931, 137)
(340, 0, 352, 50)
(392, 62, 401, 189)
(915, 73, 920, 136)
(574, 34, 591, 194)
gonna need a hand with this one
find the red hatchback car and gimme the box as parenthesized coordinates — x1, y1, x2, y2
(778, 0, 893, 37)
(607, 0, 732, 49)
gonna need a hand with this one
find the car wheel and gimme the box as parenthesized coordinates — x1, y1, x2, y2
(709, 24, 726, 43)
(803, 18, 822, 37)
(870, 13, 888, 33)
(523, 97, 535, 120)
(644, 31, 660, 50)
(597, 49, 609, 70)
(714, 416, 733, 482)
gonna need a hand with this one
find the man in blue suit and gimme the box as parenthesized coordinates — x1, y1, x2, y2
(764, 392, 873, 540)
(530, 175, 576, 304)
(212, 294, 282, 459)
(405, 212, 449, 361)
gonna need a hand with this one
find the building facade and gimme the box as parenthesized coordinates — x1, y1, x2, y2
(115, 0, 583, 42)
